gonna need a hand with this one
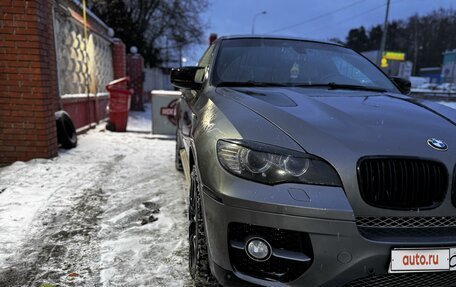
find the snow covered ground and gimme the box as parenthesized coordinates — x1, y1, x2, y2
(0, 107, 192, 287)
(127, 103, 152, 133)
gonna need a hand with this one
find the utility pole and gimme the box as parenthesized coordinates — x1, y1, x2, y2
(376, 0, 391, 66)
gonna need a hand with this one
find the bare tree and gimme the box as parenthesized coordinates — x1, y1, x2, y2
(90, 0, 208, 67)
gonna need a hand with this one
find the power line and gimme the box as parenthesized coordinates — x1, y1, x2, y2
(307, 3, 387, 35)
(266, 0, 366, 34)
(306, 0, 423, 36)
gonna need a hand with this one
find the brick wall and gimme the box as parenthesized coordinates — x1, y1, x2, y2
(112, 38, 126, 81)
(0, 0, 59, 164)
(127, 53, 145, 111)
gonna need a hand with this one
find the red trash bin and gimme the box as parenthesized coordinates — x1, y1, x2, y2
(106, 77, 133, 132)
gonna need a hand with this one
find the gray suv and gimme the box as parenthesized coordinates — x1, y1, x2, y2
(171, 35, 456, 286)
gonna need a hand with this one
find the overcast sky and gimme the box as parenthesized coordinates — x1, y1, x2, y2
(184, 0, 455, 64)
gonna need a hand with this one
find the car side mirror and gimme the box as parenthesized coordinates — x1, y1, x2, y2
(390, 77, 411, 95)
(171, 66, 204, 90)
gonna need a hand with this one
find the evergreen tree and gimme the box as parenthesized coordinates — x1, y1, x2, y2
(342, 8, 456, 72)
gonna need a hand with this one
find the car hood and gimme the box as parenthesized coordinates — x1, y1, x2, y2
(216, 87, 456, 163)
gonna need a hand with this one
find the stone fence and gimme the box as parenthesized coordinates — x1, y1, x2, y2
(53, 0, 116, 132)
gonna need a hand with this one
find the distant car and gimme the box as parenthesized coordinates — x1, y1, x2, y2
(171, 35, 456, 287)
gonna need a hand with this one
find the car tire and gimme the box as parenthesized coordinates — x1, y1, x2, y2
(175, 133, 183, 172)
(55, 111, 77, 149)
(188, 165, 217, 286)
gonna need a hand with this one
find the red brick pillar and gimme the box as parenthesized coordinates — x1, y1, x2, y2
(111, 38, 126, 88)
(0, 0, 59, 164)
(127, 53, 144, 111)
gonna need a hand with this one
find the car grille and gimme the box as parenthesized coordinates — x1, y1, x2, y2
(344, 271, 456, 287)
(356, 216, 456, 228)
(228, 223, 312, 283)
(357, 158, 448, 209)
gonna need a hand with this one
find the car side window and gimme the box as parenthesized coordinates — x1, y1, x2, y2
(195, 44, 215, 83)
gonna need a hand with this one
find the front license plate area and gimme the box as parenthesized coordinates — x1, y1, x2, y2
(389, 248, 456, 273)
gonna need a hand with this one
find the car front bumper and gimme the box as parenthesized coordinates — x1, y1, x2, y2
(202, 186, 456, 286)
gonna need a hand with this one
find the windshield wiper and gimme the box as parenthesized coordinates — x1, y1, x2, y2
(217, 81, 387, 92)
(292, 82, 387, 92)
(217, 81, 287, 87)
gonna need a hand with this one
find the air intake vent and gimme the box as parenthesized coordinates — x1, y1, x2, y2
(356, 216, 456, 228)
(357, 158, 448, 210)
(228, 223, 313, 282)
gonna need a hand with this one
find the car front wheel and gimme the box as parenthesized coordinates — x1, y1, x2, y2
(175, 132, 183, 171)
(188, 165, 217, 286)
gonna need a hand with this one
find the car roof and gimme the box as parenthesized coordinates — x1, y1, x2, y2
(215, 34, 345, 47)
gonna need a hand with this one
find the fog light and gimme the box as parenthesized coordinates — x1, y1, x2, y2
(246, 238, 271, 261)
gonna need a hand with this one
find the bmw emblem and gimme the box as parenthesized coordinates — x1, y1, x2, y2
(427, 138, 448, 151)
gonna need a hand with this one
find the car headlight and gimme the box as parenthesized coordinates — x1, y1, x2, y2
(217, 139, 342, 186)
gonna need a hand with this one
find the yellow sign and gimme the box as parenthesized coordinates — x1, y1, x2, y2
(383, 51, 405, 61)
(381, 57, 389, 68)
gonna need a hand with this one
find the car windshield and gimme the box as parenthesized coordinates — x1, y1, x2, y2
(213, 38, 400, 93)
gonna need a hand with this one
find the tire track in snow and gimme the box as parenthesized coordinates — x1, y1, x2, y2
(98, 140, 194, 287)
(0, 154, 125, 287)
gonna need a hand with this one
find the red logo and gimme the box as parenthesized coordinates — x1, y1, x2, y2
(402, 254, 439, 266)
(160, 99, 178, 125)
